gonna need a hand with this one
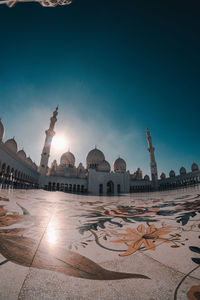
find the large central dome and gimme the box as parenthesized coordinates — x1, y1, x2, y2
(60, 151, 75, 167)
(86, 147, 105, 169)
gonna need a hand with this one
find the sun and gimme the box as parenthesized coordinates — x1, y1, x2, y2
(52, 135, 68, 151)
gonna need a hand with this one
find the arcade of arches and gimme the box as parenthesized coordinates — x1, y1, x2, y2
(0, 161, 38, 189)
(47, 182, 86, 193)
(98, 182, 121, 195)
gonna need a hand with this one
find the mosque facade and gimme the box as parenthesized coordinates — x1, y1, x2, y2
(0, 108, 200, 194)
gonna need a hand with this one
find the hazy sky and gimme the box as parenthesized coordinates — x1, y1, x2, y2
(0, 0, 200, 176)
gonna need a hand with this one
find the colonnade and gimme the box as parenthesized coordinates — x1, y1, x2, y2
(159, 176, 200, 190)
(130, 175, 200, 193)
(47, 182, 87, 193)
(0, 161, 39, 189)
(130, 185, 152, 192)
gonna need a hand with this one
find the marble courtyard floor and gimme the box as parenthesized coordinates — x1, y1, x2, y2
(0, 187, 200, 300)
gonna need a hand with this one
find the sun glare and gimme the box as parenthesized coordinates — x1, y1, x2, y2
(52, 135, 68, 151)
(47, 224, 57, 245)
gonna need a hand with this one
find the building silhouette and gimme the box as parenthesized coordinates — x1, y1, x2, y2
(0, 109, 199, 194)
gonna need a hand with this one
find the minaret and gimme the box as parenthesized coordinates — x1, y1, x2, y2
(146, 128, 158, 189)
(0, 118, 5, 143)
(39, 106, 58, 177)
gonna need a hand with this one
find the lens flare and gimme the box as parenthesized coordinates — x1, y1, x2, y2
(52, 135, 68, 151)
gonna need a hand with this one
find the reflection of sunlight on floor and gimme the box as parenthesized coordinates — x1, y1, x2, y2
(47, 224, 57, 244)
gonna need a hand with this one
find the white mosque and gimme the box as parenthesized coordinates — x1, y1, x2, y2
(0, 107, 199, 194)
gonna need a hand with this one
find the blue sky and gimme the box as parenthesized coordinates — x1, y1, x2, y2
(0, 0, 200, 176)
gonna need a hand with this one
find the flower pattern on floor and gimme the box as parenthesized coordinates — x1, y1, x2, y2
(0, 187, 200, 299)
(111, 224, 172, 256)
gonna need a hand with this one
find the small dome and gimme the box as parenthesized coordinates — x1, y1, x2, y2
(97, 160, 111, 172)
(191, 163, 199, 172)
(169, 170, 175, 178)
(86, 148, 105, 169)
(144, 174, 150, 181)
(0, 119, 5, 142)
(60, 151, 75, 166)
(17, 149, 26, 160)
(26, 157, 33, 165)
(114, 157, 126, 173)
(5, 138, 18, 153)
(180, 166, 186, 175)
(160, 172, 166, 180)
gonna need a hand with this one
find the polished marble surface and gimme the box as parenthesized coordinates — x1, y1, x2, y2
(0, 187, 200, 299)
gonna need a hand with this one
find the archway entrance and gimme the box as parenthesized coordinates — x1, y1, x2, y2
(107, 181, 114, 194)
